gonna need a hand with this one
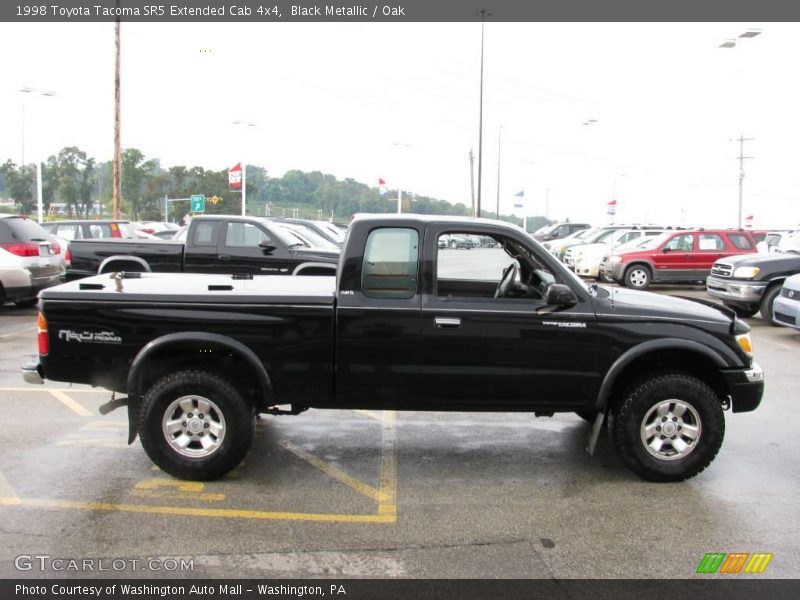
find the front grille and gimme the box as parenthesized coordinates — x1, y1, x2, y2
(711, 263, 733, 278)
(775, 311, 795, 325)
(782, 287, 798, 299)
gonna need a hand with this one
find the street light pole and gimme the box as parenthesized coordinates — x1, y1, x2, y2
(737, 135, 754, 228)
(495, 125, 502, 219)
(476, 9, 489, 218)
(19, 87, 56, 223)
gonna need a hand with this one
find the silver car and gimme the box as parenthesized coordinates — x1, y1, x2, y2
(773, 273, 800, 330)
(0, 215, 65, 307)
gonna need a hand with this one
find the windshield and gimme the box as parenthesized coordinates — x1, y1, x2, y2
(283, 223, 338, 249)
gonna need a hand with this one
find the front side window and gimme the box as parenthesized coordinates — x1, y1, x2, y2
(664, 234, 694, 252)
(225, 222, 270, 247)
(362, 228, 419, 299)
(436, 232, 556, 301)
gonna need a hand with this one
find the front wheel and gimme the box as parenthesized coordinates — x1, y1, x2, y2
(608, 372, 724, 482)
(759, 284, 781, 325)
(139, 370, 255, 480)
(623, 265, 651, 290)
(723, 302, 758, 319)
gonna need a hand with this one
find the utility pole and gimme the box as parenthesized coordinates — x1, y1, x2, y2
(112, 13, 122, 219)
(476, 8, 489, 217)
(736, 134, 754, 228)
(495, 125, 502, 219)
(545, 188, 550, 220)
(468, 149, 476, 217)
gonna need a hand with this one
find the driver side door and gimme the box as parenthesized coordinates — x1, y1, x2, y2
(419, 224, 600, 410)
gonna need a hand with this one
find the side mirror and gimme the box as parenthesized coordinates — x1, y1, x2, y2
(544, 283, 578, 308)
(259, 241, 276, 255)
(662, 247, 672, 253)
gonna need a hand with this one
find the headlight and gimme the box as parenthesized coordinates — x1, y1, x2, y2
(735, 332, 754, 356)
(609, 255, 622, 264)
(733, 266, 760, 279)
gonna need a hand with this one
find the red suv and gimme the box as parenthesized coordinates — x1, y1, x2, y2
(599, 229, 757, 290)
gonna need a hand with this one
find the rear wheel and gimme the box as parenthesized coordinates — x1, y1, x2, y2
(759, 284, 781, 325)
(623, 265, 651, 290)
(139, 370, 255, 480)
(608, 372, 724, 482)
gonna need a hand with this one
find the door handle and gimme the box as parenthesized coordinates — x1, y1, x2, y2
(218, 254, 231, 260)
(434, 317, 461, 328)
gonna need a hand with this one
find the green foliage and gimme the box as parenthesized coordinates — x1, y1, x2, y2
(1, 146, 527, 224)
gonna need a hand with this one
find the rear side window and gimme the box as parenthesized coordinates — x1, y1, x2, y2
(192, 221, 220, 247)
(0, 217, 49, 242)
(362, 228, 419, 299)
(728, 233, 753, 250)
(698, 234, 725, 251)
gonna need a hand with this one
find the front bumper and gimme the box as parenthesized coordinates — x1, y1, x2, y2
(721, 362, 764, 413)
(21, 359, 44, 385)
(599, 260, 625, 282)
(706, 276, 766, 304)
(773, 295, 800, 330)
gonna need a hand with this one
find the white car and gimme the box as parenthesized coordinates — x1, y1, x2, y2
(572, 228, 665, 279)
(0, 215, 65, 307)
(542, 228, 596, 257)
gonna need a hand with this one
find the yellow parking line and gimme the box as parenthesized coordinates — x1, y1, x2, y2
(353, 409, 385, 422)
(48, 390, 93, 417)
(378, 411, 397, 517)
(279, 441, 388, 502)
(11, 498, 396, 523)
(0, 470, 21, 506)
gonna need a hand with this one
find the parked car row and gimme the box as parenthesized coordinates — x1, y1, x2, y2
(1, 215, 65, 307)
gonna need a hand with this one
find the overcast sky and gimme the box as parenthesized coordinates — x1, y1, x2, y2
(1, 21, 798, 228)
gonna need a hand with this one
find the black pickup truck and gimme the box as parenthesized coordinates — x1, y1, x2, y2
(23, 215, 764, 482)
(706, 249, 800, 322)
(66, 215, 339, 280)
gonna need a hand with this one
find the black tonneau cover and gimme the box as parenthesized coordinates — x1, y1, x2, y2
(40, 272, 336, 305)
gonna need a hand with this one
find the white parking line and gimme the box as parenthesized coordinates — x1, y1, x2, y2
(48, 390, 93, 417)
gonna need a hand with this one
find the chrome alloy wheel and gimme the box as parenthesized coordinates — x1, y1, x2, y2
(162, 395, 226, 458)
(640, 400, 702, 461)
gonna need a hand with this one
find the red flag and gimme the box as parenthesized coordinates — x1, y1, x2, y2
(378, 178, 388, 195)
(228, 163, 242, 189)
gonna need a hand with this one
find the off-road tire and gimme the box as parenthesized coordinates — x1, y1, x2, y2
(139, 370, 255, 481)
(723, 302, 759, 319)
(608, 372, 724, 482)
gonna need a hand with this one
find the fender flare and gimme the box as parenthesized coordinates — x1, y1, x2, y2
(592, 338, 728, 412)
(125, 332, 273, 444)
(98, 255, 152, 274)
(292, 261, 337, 275)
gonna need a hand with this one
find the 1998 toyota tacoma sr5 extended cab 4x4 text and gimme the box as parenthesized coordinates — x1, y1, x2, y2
(22, 215, 764, 482)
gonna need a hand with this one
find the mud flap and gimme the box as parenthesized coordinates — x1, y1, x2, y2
(127, 394, 140, 445)
(586, 410, 606, 455)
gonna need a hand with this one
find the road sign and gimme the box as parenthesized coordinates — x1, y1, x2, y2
(190, 194, 205, 212)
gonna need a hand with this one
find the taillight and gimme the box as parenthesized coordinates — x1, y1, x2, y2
(64, 247, 72, 267)
(111, 223, 121, 238)
(1, 242, 40, 257)
(37, 312, 49, 356)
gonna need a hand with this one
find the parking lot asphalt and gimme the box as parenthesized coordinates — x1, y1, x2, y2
(1, 284, 798, 579)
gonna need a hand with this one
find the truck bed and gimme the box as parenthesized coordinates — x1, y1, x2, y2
(42, 272, 337, 305)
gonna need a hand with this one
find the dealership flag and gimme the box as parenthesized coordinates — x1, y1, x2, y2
(607, 199, 617, 216)
(378, 178, 388, 195)
(744, 214, 754, 228)
(513, 190, 524, 209)
(228, 163, 243, 190)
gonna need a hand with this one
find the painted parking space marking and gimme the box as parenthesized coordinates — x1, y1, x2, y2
(279, 440, 387, 502)
(0, 387, 107, 394)
(56, 420, 127, 447)
(0, 470, 21, 506)
(0, 390, 399, 524)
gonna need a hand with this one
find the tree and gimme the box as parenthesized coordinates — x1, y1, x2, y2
(0, 161, 36, 215)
